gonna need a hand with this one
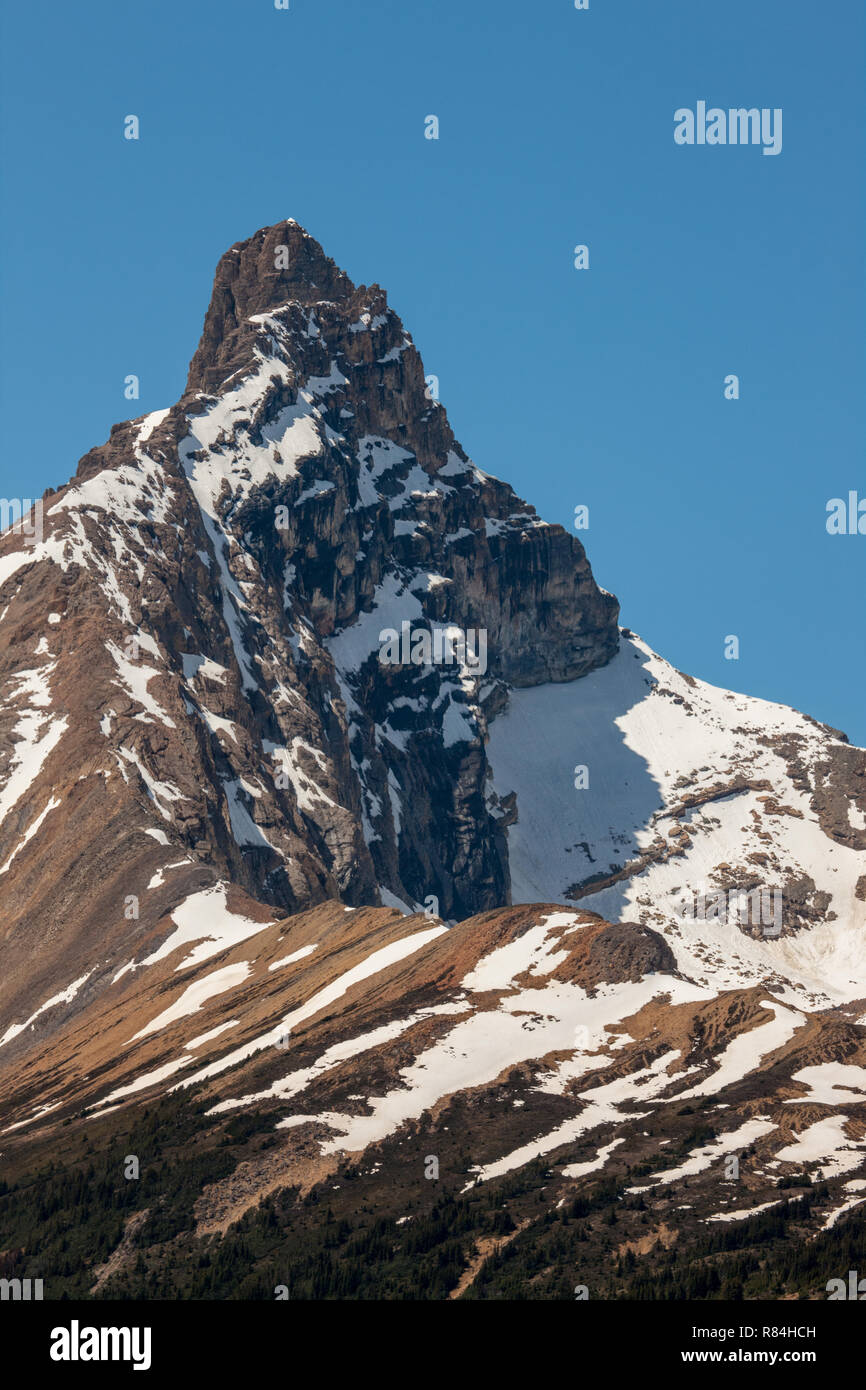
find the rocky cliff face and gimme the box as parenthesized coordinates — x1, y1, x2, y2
(0, 224, 864, 1301)
(0, 221, 618, 1033)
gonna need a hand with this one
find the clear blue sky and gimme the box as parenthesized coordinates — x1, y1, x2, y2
(1, 0, 863, 740)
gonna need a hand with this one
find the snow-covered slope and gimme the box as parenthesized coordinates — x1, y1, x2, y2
(488, 632, 866, 1009)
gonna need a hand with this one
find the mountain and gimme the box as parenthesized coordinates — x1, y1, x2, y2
(1, 222, 864, 1301)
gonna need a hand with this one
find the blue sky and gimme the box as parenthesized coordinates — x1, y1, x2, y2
(1, 0, 863, 739)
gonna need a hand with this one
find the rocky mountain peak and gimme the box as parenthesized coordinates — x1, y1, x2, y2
(0, 220, 621, 991)
(186, 220, 382, 396)
(1, 226, 865, 1298)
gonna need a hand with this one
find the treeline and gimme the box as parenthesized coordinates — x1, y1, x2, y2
(0, 1093, 235, 1298)
(2, 1090, 863, 1302)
